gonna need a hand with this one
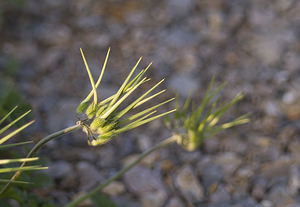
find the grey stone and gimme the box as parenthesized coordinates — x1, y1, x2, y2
(198, 160, 223, 188)
(47, 99, 78, 132)
(168, 73, 198, 98)
(49, 161, 72, 179)
(165, 197, 185, 207)
(76, 161, 102, 191)
(232, 197, 260, 207)
(102, 181, 125, 196)
(252, 177, 267, 201)
(288, 165, 300, 195)
(210, 185, 231, 203)
(124, 166, 167, 207)
(215, 152, 242, 176)
(175, 165, 204, 203)
(264, 101, 280, 117)
(141, 190, 168, 207)
(267, 185, 295, 206)
(96, 145, 116, 168)
(250, 34, 283, 65)
(167, 0, 195, 17)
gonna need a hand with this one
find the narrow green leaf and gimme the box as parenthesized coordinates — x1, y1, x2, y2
(83, 48, 111, 103)
(101, 77, 148, 119)
(115, 111, 157, 133)
(134, 89, 166, 108)
(194, 82, 225, 121)
(116, 79, 165, 119)
(117, 109, 176, 134)
(0, 141, 32, 149)
(0, 165, 48, 173)
(124, 62, 152, 92)
(0, 110, 31, 135)
(0, 157, 38, 165)
(183, 93, 192, 114)
(124, 69, 145, 92)
(205, 92, 243, 126)
(119, 97, 175, 125)
(97, 74, 150, 108)
(0, 179, 31, 185)
(0, 120, 34, 145)
(108, 57, 142, 108)
(0, 106, 18, 125)
(197, 96, 220, 132)
(80, 48, 98, 106)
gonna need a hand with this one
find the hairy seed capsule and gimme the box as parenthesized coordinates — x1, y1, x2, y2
(96, 105, 107, 117)
(90, 117, 106, 131)
(96, 122, 116, 134)
(77, 101, 90, 114)
(88, 132, 116, 146)
(86, 104, 97, 119)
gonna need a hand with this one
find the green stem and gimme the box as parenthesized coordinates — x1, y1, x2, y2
(65, 134, 180, 207)
(0, 124, 82, 198)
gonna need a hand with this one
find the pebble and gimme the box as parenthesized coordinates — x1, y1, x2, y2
(168, 73, 199, 98)
(124, 166, 167, 206)
(251, 177, 267, 201)
(166, 0, 194, 16)
(264, 101, 280, 117)
(288, 165, 300, 195)
(96, 145, 116, 168)
(175, 165, 204, 203)
(210, 184, 231, 203)
(267, 185, 295, 207)
(165, 197, 185, 207)
(215, 152, 242, 176)
(71, 191, 93, 206)
(141, 190, 167, 207)
(251, 34, 283, 65)
(76, 161, 103, 191)
(197, 159, 223, 188)
(48, 161, 73, 179)
(102, 181, 125, 196)
(280, 89, 300, 120)
(46, 99, 78, 132)
(232, 197, 259, 207)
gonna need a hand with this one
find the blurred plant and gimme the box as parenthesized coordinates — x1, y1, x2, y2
(0, 106, 46, 184)
(0, 106, 48, 206)
(0, 160, 54, 207)
(165, 77, 250, 151)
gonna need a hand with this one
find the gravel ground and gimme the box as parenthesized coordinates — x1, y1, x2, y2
(1, 0, 300, 206)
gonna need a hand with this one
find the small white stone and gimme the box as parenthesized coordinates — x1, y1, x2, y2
(103, 181, 125, 196)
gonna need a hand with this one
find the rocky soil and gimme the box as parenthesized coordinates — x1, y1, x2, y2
(1, 0, 300, 206)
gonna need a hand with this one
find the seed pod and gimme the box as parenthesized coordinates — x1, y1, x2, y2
(90, 117, 106, 131)
(77, 101, 90, 114)
(96, 105, 107, 117)
(96, 122, 117, 134)
(86, 104, 97, 119)
(88, 131, 116, 146)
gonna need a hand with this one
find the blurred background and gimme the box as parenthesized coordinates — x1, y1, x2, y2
(0, 0, 300, 206)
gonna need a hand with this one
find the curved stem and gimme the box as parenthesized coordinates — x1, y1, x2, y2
(65, 134, 180, 207)
(0, 124, 82, 198)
